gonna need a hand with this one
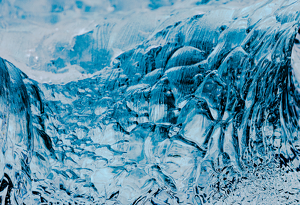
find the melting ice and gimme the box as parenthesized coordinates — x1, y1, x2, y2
(1, 0, 300, 204)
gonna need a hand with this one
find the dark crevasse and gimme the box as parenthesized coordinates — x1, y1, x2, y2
(1, 0, 300, 204)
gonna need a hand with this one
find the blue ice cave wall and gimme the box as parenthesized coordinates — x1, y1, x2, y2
(1, 0, 300, 204)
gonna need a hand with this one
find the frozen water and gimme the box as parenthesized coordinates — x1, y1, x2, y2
(1, 0, 300, 204)
(0, 0, 263, 84)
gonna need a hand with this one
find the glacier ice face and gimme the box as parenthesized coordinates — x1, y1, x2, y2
(0, 59, 34, 204)
(1, 0, 300, 204)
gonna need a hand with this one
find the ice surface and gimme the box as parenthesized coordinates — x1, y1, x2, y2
(1, 0, 300, 204)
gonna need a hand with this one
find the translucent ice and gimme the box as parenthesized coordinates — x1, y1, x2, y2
(1, 0, 300, 204)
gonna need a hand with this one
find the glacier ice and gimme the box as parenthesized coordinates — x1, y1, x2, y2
(1, 0, 300, 204)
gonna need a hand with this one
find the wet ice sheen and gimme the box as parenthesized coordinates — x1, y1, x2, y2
(1, 0, 300, 204)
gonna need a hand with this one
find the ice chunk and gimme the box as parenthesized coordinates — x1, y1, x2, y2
(165, 46, 205, 69)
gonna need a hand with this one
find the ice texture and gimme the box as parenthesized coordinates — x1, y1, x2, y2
(1, 0, 300, 204)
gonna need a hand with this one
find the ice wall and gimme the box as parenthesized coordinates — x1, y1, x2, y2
(1, 0, 300, 204)
(0, 59, 34, 204)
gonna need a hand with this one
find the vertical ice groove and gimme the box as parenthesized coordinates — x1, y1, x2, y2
(1, 0, 300, 204)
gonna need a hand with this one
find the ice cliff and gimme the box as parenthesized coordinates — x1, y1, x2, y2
(1, 0, 300, 204)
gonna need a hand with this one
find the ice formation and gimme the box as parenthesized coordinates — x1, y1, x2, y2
(1, 0, 300, 204)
